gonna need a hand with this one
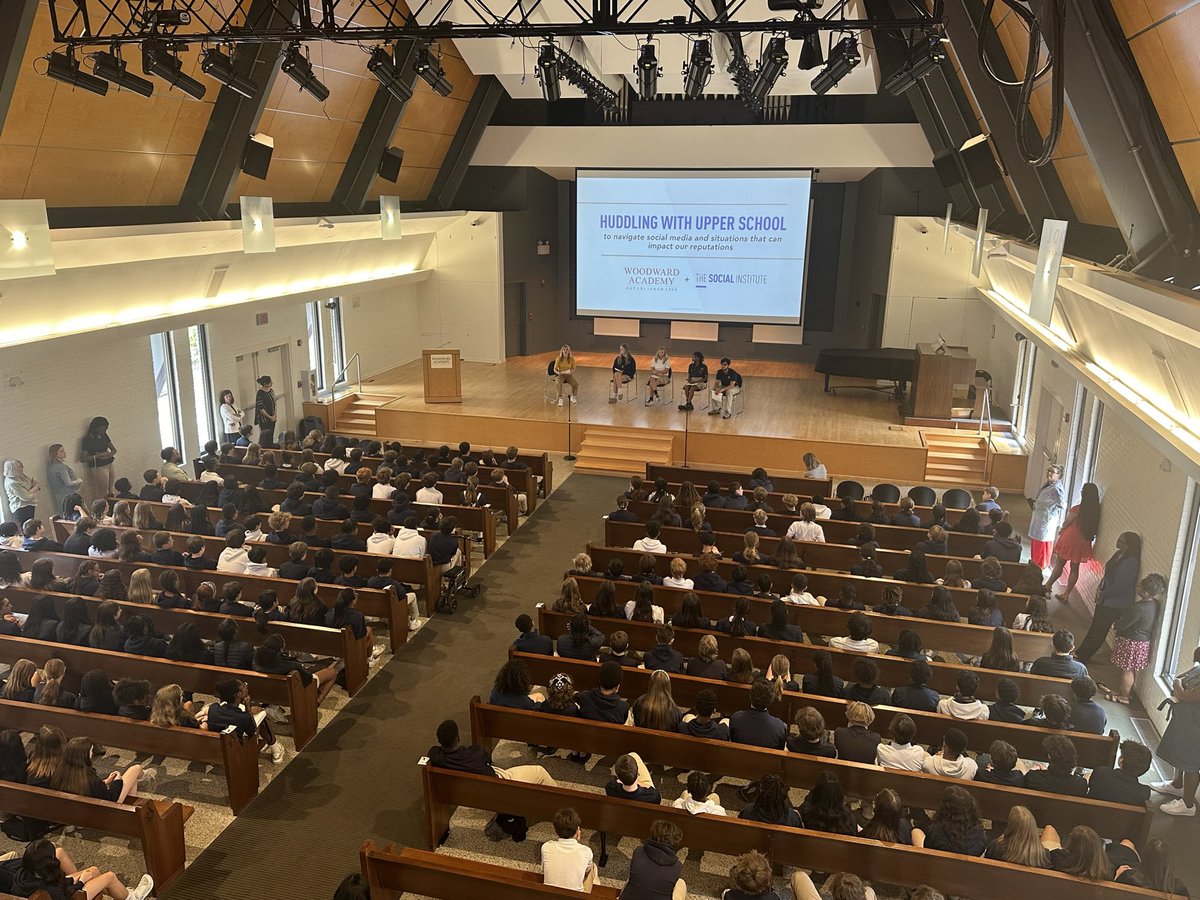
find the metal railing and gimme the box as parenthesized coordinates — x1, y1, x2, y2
(977, 387, 1000, 475)
(329, 352, 362, 413)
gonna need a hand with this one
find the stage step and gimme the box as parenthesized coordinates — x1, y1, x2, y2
(575, 426, 674, 476)
(922, 431, 988, 485)
(332, 392, 391, 438)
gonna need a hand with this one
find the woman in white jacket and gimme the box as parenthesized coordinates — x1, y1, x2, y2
(219, 389, 244, 443)
(3, 459, 39, 525)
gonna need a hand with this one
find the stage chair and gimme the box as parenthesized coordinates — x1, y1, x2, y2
(646, 375, 674, 406)
(620, 376, 639, 403)
(728, 385, 746, 417)
(542, 360, 557, 403)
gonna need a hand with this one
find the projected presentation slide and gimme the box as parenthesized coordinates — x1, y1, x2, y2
(576, 169, 812, 324)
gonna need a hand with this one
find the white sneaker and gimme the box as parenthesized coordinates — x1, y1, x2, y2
(1151, 780, 1185, 797)
(268, 742, 285, 764)
(557, 398, 563, 407)
(569, 395, 577, 403)
(1160, 798, 1196, 816)
(128, 874, 154, 900)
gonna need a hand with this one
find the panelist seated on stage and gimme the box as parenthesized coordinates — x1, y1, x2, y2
(609, 344, 637, 403)
(645, 346, 672, 405)
(553, 344, 578, 406)
(678, 351, 709, 411)
(710, 358, 743, 419)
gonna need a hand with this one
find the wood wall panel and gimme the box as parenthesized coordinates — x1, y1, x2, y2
(1171, 141, 1200, 208)
(0, 146, 36, 198)
(24, 148, 162, 206)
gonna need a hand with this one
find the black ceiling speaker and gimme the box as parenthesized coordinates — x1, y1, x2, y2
(378, 146, 404, 183)
(242, 132, 274, 179)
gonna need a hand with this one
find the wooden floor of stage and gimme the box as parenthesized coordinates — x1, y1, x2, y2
(361, 353, 923, 448)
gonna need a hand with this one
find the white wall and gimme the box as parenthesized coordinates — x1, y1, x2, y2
(341, 282, 424, 381)
(418, 212, 506, 363)
(881, 217, 980, 349)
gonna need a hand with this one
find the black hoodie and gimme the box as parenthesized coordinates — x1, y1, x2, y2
(575, 688, 629, 724)
(622, 840, 683, 900)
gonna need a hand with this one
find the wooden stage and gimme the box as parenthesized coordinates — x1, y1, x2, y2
(347, 353, 1024, 486)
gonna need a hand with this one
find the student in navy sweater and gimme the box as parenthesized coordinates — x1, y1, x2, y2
(729, 679, 786, 750)
(511, 613, 553, 655)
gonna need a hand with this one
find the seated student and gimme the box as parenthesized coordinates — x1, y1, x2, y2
(828, 584, 865, 612)
(274, 541, 308, 580)
(253, 589, 287, 624)
(785, 503, 826, 544)
(982, 521, 1022, 562)
(782, 572, 820, 606)
(692, 554, 728, 593)
(390, 516, 426, 560)
(1030, 629, 1089, 679)
(916, 585, 961, 622)
(241, 545, 276, 578)
(1025, 734, 1088, 796)
(916, 525, 949, 557)
(123, 617, 167, 658)
(330, 519, 366, 552)
(608, 494, 639, 523)
(988, 677, 1027, 724)
(698, 480, 724, 509)
(981, 508, 1005, 536)
(758, 598, 805, 644)
(214, 504, 239, 538)
(21, 520, 62, 552)
(729, 679, 787, 750)
(1112, 838, 1190, 895)
(748, 508, 776, 537)
(802, 650, 845, 699)
(621, 818, 687, 900)
(890, 659, 939, 716)
(489, 658, 544, 710)
(217, 528, 250, 574)
(633, 521, 667, 554)
(335, 556, 368, 589)
(829, 611, 880, 654)
(923, 786, 988, 856)
(721, 481, 747, 511)
(968, 591, 1004, 630)
(253, 633, 343, 703)
(218, 581, 255, 617)
(752, 573, 778, 600)
(678, 688, 730, 741)
(833, 701, 881, 763)
(557, 612, 604, 661)
(633, 553, 663, 585)
(366, 558, 421, 626)
(889, 497, 921, 528)
(147, 531, 184, 567)
(849, 545, 883, 579)
(599, 631, 641, 668)
(672, 771, 727, 815)
(726, 564, 753, 595)
(642, 624, 685, 673)
(576, 661, 630, 728)
(541, 807, 596, 893)
(114, 678, 153, 720)
(786, 706, 836, 758)
(386, 492, 415, 527)
(298, 515, 330, 549)
(973, 739, 1025, 788)
(307, 547, 338, 583)
(714, 596, 758, 637)
(938, 670, 990, 720)
(829, 494, 862, 523)
(625, 582, 665, 624)
(155, 570, 188, 610)
(922, 728, 978, 779)
(747, 487, 773, 514)
(606, 558, 632, 582)
(874, 584, 913, 617)
(605, 752, 662, 804)
(877, 714, 930, 771)
(842, 658, 890, 706)
(685, 634, 728, 680)
(258, 463, 285, 491)
(139, 468, 166, 502)
(1069, 675, 1108, 735)
(973, 556, 1009, 592)
(1, 837, 155, 900)
(347, 493, 374, 525)
(311, 487, 350, 521)
(1087, 739, 1152, 805)
(512, 613, 553, 655)
(975, 485, 1001, 513)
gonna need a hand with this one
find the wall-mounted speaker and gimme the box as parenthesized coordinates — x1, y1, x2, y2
(242, 132, 274, 180)
(959, 134, 1004, 189)
(932, 147, 967, 189)
(378, 146, 404, 183)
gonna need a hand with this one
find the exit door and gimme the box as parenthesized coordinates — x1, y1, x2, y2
(1025, 387, 1068, 499)
(504, 282, 528, 358)
(235, 344, 293, 434)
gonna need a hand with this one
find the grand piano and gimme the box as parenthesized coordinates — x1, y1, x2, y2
(814, 347, 916, 397)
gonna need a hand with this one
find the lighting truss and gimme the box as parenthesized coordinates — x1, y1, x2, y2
(548, 44, 618, 109)
(46, 0, 941, 48)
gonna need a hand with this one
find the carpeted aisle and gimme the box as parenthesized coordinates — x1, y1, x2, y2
(161, 473, 622, 900)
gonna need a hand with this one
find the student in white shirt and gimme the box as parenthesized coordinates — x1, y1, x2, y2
(829, 612, 880, 654)
(936, 671, 990, 720)
(415, 472, 443, 505)
(785, 503, 826, 544)
(371, 467, 396, 500)
(671, 772, 727, 815)
(875, 714, 929, 772)
(540, 807, 596, 893)
(365, 517, 395, 555)
(198, 459, 223, 484)
(323, 447, 349, 473)
(624, 582, 665, 624)
(243, 546, 278, 578)
(661, 556, 694, 590)
(217, 529, 250, 574)
(922, 728, 978, 780)
(392, 517, 427, 559)
(242, 516, 265, 543)
(633, 521, 667, 554)
(809, 495, 832, 519)
(782, 572, 821, 606)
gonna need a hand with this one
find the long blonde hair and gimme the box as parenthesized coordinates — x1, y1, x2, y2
(1, 659, 36, 699)
(35, 659, 67, 708)
(150, 684, 188, 728)
(554, 577, 584, 614)
(112, 501, 134, 527)
(767, 654, 792, 701)
(637, 669, 679, 731)
(992, 806, 1049, 868)
(127, 568, 154, 604)
(741, 531, 761, 562)
(27, 725, 65, 783)
(133, 503, 158, 532)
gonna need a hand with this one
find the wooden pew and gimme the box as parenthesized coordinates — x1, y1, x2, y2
(645, 463, 831, 498)
(518, 634, 1111, 769)
(27, 545, 408, 654)
(422, 767, 1158, 900)
(537, 605, 1075, 710)
(0, 633, 320, 750)
(359, 843, 621, 900)
(585, 545, 1032, 621)
(0, 782, 191, 891)
(566, 574, 1054, 661)
(203, 461, 521, 534)
(2, 584, 370, 698)
(0, 697, 259, 814)
(612, 515, 1023, 585)
(469, 697, 1148, 843)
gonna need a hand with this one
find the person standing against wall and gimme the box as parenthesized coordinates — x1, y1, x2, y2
(1028, 464, 1066, 569)
(3, 461, 39, 525)
(79, 417, 116, 503)
(1075, 532, 1142, 664)
(47, 444, 83, 517)
(254, 376, 277, 448)
(219, 389, 244, 443)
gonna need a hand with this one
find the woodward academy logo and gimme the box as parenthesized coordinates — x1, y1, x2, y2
(625, 266, 681, 286)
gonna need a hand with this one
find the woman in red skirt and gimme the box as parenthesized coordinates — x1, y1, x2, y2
(1048, 482, 1100, 601)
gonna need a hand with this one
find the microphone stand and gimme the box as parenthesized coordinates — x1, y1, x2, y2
(564, 392, 577, 461)
(682, 400, 691, 468)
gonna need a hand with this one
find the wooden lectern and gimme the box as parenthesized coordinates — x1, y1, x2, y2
(422, 349, 462, 403)
(912, 343, 976, 418)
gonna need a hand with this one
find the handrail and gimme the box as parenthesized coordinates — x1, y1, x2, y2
(978, 387, 996, 475)
(329, 352, 362, 411)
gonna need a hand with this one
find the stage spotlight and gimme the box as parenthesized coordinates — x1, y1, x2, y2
(750, 36, 788, 104)
(46, 49, 109, 96)
(281, 42, 329, 102)
(788, 9, 824, 70)
(91, 49, 154, 96)
(683, 38, 713, 99)
(882, 31, 946, 96)
(146, 8, 192, 26)
(141, 39, 206, 99)
(810, 34, 859, 95)
(537, 42, 560, 101)
(367, 45, 413, 102)
(414, 44, 453, 96)
(200, 46, 259, 99)
(635, 41, 660, 98)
